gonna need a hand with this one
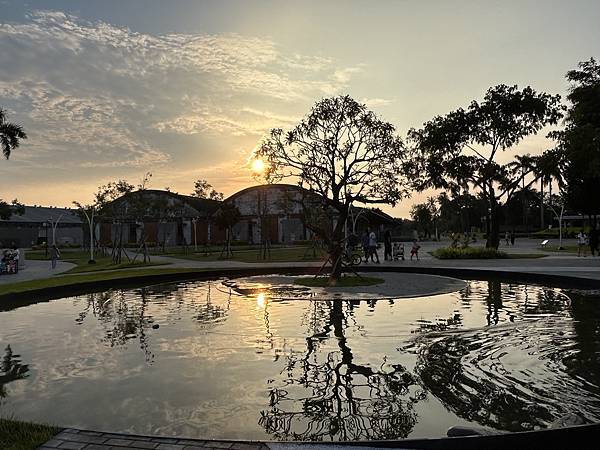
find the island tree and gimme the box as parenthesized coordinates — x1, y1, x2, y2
(0, 108, 26, 159)
(256, 95, 408, 282)
(408, 85, 564, 248)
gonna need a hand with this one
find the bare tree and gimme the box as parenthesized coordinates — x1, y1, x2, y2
(256, 95, 408, 282)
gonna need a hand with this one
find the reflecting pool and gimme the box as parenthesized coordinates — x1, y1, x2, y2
(1, 278, 599, 441)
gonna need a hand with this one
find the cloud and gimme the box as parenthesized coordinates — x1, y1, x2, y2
(362, 97, 394, 107)
(0, 9, 363, 202)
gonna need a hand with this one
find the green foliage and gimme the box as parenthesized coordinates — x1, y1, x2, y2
(551, 58, 600, 217)
(0, 199, 25, 220)
(409, 84, 565, 248)
(0, 417, 59, 450)
(432, 247, 508, 259)
(0, 108, 27, 160)
(190, 179, 224, 200)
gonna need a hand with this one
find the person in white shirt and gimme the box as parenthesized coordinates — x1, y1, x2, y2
(577, 230, 587, 257)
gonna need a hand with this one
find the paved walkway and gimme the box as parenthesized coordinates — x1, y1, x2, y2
(3, 239, 598, 287)
(0, 259, 75, 284)
(38, 428, 383, 450)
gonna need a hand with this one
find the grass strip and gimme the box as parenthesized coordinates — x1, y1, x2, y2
(0, 417, 60, 450)
(0, 267, 210, 297)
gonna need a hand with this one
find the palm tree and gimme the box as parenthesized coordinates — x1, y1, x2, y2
(0, 108, 27, 159)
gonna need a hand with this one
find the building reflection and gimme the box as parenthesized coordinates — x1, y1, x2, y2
(259, 300, 424, 441)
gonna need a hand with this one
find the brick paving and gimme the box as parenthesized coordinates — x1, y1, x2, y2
(37, 429, 269, 450)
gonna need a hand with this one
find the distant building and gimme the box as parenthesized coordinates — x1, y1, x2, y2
(4, 185, 399, 249)
(97, 190, 222, 247)
(225, 184, 310, 244)
(0, 206, 83, 247)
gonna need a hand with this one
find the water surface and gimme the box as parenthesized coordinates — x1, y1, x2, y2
(1, 278, 599, 441)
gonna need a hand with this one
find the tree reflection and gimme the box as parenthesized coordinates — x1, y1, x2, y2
(259, 300, 424, 441)
(486, 280, 502, 325)
(75, 282, 229, 364)
(0, 345, 29, 403)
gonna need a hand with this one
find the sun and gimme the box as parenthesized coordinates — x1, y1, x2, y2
(251, 158, 265, 174)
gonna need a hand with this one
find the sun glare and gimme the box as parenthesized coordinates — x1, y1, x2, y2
(251, 158, 265, 174)
(256, 292, 268, 309)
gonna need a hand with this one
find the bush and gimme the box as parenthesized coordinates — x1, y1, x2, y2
(432, 247, 508, 259)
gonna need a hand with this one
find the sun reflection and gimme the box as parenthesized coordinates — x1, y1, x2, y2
(256, 292, 268, 309)
(251, 158, 265, 174)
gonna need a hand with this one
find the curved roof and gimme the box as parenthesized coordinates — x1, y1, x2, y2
(222, 183, 312, 203)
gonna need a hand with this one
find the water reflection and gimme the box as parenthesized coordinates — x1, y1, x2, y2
(0, 279, 599, 440)
(415, 284, 600, 432)
(259, 301, 424, 441)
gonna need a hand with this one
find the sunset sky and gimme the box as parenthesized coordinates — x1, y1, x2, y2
(1, 0, 599, 217)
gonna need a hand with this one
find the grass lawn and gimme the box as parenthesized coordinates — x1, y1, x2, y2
(505, 253, 548, 259)
(295, 275, 384, 287)
(171, 246, 326, 263)
(0, 267, 210, 297)
(540, 245, 580, 253)
(25, 250, 167, 274)
(0, 417, 59, 450)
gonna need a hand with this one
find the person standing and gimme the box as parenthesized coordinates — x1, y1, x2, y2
(510, 230, 516, 247)
(361, 230, 370, 263)
(505, 231, 510, 246)
(50, 244, 61, 269)
(589, 226, 599, 257)
(384, 229, 393, 261)
(577, 230, 587, 257)
(369, 229, 380, 263)
(410, 240, 421, 261)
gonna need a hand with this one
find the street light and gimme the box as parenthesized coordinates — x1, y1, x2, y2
(43, 221, 49, 257)
(191, 217, 198, 252)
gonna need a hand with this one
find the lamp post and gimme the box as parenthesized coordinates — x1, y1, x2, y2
(192, 217, 198, 252)
(43, 221, 49, 257)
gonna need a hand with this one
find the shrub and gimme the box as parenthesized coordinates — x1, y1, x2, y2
(432, 247, 508, 259)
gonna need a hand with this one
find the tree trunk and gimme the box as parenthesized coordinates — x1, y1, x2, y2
(486, 197, 500, 249)
(329, 244, 344, 284)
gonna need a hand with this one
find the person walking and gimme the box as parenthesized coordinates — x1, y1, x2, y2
(384, 229, 393, 261)
(369, 229, 380, 263)
(577, 230, 587, 257)
(505, 231, 510, 246)
(510, 230, 515, 247)
(589, 226, 599, 257)
(50, 244, 61, 269)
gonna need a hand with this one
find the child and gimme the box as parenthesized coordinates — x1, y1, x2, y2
(410, 240, 420, 261)
(393, 242, 405, 261)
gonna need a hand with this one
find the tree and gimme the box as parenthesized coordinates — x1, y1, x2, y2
(214, 202, 241, 258)
(410, 203, 433, 238)
(0, 108, 26, 159)
(256, 95, 408, 282)
(0, 199, 24, 220)
(95, 179, 135, 263)
(73, 201, 98, 264)
(552, 58, 600, 224)
(409, 85, 564, 249)
(191, 179, 224, 201)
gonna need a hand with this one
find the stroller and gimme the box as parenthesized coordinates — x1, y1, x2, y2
(392, 242, 405, 261)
